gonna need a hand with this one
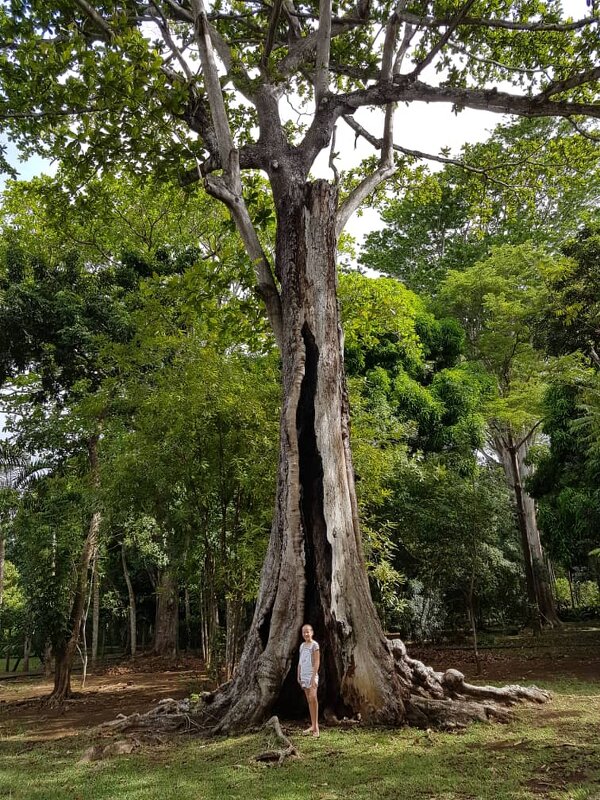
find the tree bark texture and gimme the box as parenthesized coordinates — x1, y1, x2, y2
(153, 569, 178, 657)
(496, 433, 560, 629)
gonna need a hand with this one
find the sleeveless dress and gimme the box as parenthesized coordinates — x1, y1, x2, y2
(299, 640, 320, 689)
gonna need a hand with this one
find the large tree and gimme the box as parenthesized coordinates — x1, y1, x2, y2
(1, 0, 598, 729)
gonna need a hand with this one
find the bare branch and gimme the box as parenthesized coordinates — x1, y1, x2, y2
(190, 0, 235, 166)
(393, 20, 415, 76)
(381, 1, 407, 81)
(328, 124, 339, 183)
(204, 158, 283, 350)
(282, 0, 303, 40)
(279, 16, 365, 76)
(314, 0, 333, 104)
(395, 11, 600, 33)
(341, 114, 514, 188)
(446, 40, 551, 78)
(336, 104, 395, 235)
(151, 3, 195, 82)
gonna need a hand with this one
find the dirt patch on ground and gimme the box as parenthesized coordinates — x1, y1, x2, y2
(0, 658, 212, 741)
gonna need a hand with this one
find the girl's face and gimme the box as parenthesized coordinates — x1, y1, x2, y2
(302, 626, 313, 642)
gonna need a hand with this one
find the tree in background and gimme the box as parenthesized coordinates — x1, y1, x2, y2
(2, 0, 598, 727)
(439, 243, 574, 628)
(0, 173, 250, 698)
(360, 117, 600, 295)
(528, 218, 600, 602)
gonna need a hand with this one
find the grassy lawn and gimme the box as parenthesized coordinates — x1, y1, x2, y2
(1, 677, 599, 800)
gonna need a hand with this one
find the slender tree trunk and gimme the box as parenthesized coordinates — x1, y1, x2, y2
(225, 594, 243, 681)
(466, 574, 481, 676)
(43, 641, 53, 676)
(23, 634, 31, 674)
(48, 433, 101, 704)
(0, 533, 5, 620)
(91, 551, 100, 665)
(153, 569, 178, 657)
(121, 543, 137, 658)
(184, 586, 192, 651)
(200, 555, 219, 669)
(497, 434, 560, 629)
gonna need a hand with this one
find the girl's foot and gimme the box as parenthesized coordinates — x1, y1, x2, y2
(312, 730, 320, 738)
(302, 727, 313, 735)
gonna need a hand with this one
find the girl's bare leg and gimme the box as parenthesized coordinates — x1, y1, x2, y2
(304, 687, 319, 735)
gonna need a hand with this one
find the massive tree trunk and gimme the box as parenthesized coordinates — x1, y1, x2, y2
(108, 181, 549, 736)
(153, 569, 178, 657)
(179, 180, 547, 734)
(495, 431, 560, 630)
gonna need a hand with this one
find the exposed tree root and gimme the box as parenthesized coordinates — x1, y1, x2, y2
(99, 697, 207, 734)
(99, 639, 550, 736)
(255, 716, 299, 765)
(388, 639, 550, 730)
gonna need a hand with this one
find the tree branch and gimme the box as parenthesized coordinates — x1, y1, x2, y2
(151, 3, 195, 82)
(279, 10, 367, 76)
(334, 79, 600, 119)
(336, 105, 395, 235)
(188, 0, 283, 347)
(262, 0, 284, 66)
(395, 11, 600, 33)
(160, 0, 195, 23)
(342, 114, 520, 189)
(72, 0, 114, 38)
(205, 161, 283, 351)
(540, 66, 600, 99)
(314, 0, 333, 105)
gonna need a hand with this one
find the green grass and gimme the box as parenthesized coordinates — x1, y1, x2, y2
(1, 678, 600, 800)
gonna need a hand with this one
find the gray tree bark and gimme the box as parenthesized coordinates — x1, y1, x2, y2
(495, 431, 560, 629)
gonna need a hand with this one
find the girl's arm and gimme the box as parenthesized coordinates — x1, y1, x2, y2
(311, 646, 320, 687)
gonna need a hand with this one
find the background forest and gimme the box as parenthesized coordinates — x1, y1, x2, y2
(1, 113, 599, 690)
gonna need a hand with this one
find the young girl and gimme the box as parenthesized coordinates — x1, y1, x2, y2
(297, 623, 320, 737)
